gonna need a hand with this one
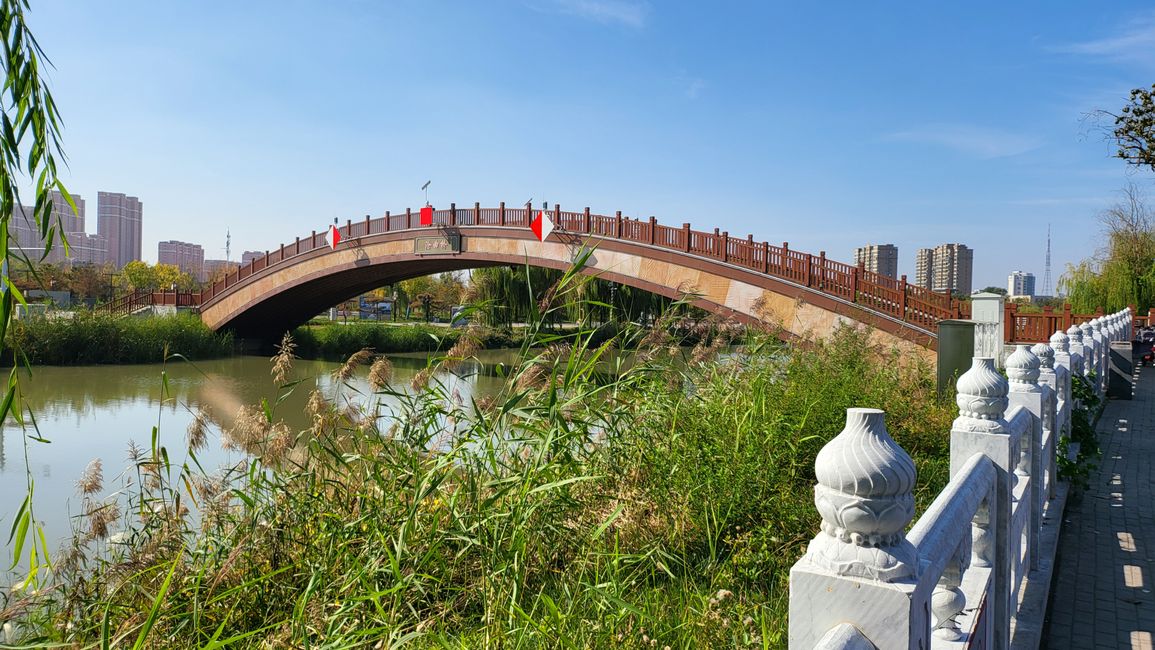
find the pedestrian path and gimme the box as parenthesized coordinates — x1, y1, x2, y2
(1043, 366, 1155, 649)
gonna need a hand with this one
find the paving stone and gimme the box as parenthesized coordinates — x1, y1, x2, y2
(1043, 366, 1155, 648)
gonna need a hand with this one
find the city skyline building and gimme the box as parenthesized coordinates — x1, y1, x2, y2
(98, 191, 142, 269)
(915, 248, 933, 289)
(10, 191, 98, 266)
(241, 250, 264, 265)
(854, 243, 898, 279)
(915, 243, 973, 295)
(1008, 270, 1036, 298)
(158, 240, 205, 281)
(68, 233, 108, 266)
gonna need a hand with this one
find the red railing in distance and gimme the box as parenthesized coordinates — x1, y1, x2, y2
(1005, 303, 1151, 343)
(197, 203, 977, 335)
(99, 289, 202, 317)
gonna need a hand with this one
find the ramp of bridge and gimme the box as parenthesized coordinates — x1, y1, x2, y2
(197, 204, 961, 353)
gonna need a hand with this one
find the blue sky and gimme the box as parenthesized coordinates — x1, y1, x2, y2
(25, 1, 1155, 291)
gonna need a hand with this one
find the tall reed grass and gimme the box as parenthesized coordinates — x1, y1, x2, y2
(8, 312, 233, 365)
(1, 258, 954, 647)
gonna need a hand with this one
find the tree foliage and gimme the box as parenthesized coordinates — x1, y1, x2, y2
(0, 0, 73, 590)
(467, 265, 676, 327)
(11, 261, 116, 302)
(119, 260, 197, 292)
(1059, 184, 1155, 312)
(1109, 84, 1155, 172)
(397, 272, 463, 320)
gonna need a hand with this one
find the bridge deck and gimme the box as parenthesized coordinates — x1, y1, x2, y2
(1044, 365, 1155, 649)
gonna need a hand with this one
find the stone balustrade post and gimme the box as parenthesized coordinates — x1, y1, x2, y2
(970, 292, 1005, 365)
(789, 408, 928, 649)
(1032, 342, 1061, 500)
(1096, 318, 1107, 395)
(1083, 320, 1103, 396)
(949, 358, 1013, 648)
(1066, 324, 1084, 380)
(1006, 346, 1044, 570)
(1048, 330, 1073, 440)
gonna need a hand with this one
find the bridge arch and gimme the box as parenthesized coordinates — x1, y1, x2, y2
(198, 206, 951, 357)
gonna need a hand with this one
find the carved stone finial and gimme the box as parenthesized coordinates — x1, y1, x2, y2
(1006, 345, 1041, 392)
(1049, 330, 1069, 353)
(1067, 324, 1083, 344)
(1080, 322, 1094, 338)
(807, 408, 917, 582)
(1031, 343, 1055, 370)
(953, 357, 1009, 433)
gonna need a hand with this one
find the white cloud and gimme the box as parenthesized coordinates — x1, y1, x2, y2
(1050, 12, 1155, 65)
(531, 0, 649, 28)
(884, 123, 1042, 159)
(684, 77, 706, 99)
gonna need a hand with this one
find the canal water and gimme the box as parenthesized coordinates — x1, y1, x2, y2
(0, 351, 518, 560)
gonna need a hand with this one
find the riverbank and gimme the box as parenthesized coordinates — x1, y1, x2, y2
(7, 313, 233, 365)
(291, 320, 625, 359)
(4, 315, 688, 365)
(0, 317, 954, 646)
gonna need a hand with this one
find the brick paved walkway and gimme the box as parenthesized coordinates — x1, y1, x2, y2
(1044, 366, 1155, 649)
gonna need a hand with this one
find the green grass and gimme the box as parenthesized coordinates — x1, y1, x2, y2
(290, 322, 633, 360)
(7, 312, 234, 365)
(1, 263, 954, 647)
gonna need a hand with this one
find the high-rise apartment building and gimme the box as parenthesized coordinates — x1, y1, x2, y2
(915, 248, 933, 289)
(914, 243, 973, 295)
(69, 233, 108, 266)
(1008, 271, 1035, 298)
(854, 244, 899, 279)
(10, 191, 93, 265)
(98, 191, 143, 269)
(159, 240, 205, 280)
(241, 250, 264, 265)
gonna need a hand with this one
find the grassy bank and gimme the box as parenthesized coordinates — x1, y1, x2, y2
(2, 274, 953, 647)
(7, 312, 234, 365)
(291, 320, 730, 360)
(291, 321, 521, 358)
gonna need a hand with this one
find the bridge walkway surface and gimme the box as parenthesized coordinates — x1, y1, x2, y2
(1044, 365, 1155, 649)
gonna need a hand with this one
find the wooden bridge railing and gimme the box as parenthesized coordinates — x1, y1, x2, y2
(196, 203, 968, 335)
(100, 289, 201, 317)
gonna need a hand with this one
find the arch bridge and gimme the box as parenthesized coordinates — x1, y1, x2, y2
(187, 204, 965, 355)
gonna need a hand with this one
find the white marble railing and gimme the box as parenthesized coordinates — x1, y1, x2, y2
(788, 308, 1130, 649)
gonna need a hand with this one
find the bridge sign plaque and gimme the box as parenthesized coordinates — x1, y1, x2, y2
(414, 234, 461, 255)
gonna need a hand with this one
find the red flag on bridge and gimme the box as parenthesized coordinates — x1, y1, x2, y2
(420, 205, 433, 226)
(325, 224, 342, 250)
(531, 211, 554, 242)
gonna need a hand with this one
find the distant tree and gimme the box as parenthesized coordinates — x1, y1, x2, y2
(978, 286, 1008, 296)
(120, 260, 155, 291)
(68, 263, 113, 303)
(1104, 84, 1155, 172)
(1059, 183, 1155, 312)
(120, 261, 196, 292)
